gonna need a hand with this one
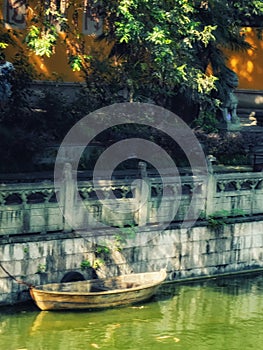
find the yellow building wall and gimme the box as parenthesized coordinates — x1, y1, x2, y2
(226, 27, 263, 90)
(4, 33, 112, 82)
(4, 34, 85, 82)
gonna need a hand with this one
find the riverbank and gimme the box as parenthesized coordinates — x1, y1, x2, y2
(1, 215, 263, 306)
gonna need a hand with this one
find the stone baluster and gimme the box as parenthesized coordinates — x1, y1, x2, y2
(61, 163, 75, 233)
(21, 191, 29, 234)
(205, 155, 216, 218)
(135, 161, 150, 226)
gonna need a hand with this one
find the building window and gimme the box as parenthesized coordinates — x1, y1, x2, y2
(3, 0, 27, 29)
(2, 1, 104, 36)
(83, 0, 103, 36)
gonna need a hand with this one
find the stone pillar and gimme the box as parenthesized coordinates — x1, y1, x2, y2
(135, 162, 150, 226)
(61, 163, 75, 233)
(205, 155, 216, 218)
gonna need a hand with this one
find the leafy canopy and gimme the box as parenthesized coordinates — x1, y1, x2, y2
(1, 0, 263, 118)
(99, 0, 263, 111)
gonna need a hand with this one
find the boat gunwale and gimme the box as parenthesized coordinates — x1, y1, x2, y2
(30, 270, 167, 297)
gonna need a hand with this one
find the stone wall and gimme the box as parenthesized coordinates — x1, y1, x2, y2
(1, 164, 263, 306)
(29, 81, 84, 108)
(236, 89, 263, 120)
(28, 82, 263, 114)
(1, 217, 263, 306)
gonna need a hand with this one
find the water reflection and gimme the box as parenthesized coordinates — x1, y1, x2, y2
(0, 273, 263, 350)
(157, 273, 263, 349)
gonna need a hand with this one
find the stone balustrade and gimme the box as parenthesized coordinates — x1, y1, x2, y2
(0, 165, 263, 236)
(213, 172, 263, 216)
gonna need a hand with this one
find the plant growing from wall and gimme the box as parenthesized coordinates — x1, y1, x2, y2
(207, 209, 246, 229)
(80, 259, 91, 271)
(23, 247, 29, 256)
(207, 215, 227, 230)
(95, 245, 110, 255)
(114, 225, 138, 251)
(36, 264, 46, 274)
(93, 244, 111, 268)
(80, 243, 111, 272)
(92, 258, 105, 270)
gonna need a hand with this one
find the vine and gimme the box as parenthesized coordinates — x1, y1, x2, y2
(207, 209, 246, 230)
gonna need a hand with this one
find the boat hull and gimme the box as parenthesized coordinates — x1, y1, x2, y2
(30, 270, 166, 311)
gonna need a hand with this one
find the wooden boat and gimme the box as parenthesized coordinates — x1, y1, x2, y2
(29, 269, 167, 311)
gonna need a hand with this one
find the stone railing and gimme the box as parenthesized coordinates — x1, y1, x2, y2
(0, 164, 263, 236)
(212, 172, 263, 216)
(0, 181, 62, 235)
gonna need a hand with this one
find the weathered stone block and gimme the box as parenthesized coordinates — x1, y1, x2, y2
(251, 247, 263, 262)
(179, 229, 191, 243)
(214, 238, 229, 253)
(0, 260, 23, 278)
(0, 244, 12, 261)
(239, 248, 253, 263)
(191, 226, 213, 242)
(243, 235, 253, 249)
(0, 277, 12, 293)
(13, 245, 25, 260)
(252, 235, 263, 248)
(230, 249, 241, 264)
(28, 242, 44, 259)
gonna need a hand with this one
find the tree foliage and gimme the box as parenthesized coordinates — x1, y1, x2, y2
(98, 0, 263, 117)
(1, 0, 263, 120)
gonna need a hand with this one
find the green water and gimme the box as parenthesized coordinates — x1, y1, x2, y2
(1, 273, 263, 350)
